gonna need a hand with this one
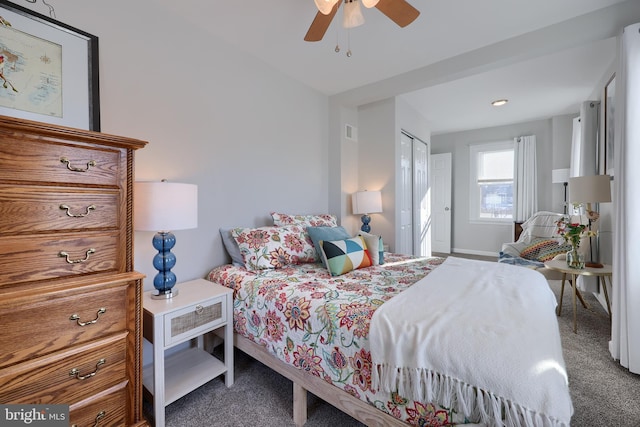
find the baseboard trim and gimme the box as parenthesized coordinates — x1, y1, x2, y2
(451, 248, 499, 258)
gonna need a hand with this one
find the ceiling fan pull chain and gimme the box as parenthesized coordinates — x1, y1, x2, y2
(346, 29, 352, 57)
(335, 31, 341, 53)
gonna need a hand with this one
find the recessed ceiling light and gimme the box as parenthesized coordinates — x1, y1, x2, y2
(491, 99, 508, 107)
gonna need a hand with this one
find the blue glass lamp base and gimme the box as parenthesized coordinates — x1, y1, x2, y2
(360, 214, 371, 233)
(150, 231, 179, 299)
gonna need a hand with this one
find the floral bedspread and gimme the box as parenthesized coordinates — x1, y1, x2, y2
(207, 253, 474, 426)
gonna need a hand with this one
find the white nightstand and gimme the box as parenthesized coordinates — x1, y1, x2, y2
(142, 279, 234, 427)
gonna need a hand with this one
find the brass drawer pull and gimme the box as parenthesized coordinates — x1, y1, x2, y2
(60, 204, 96, 218)
(71, 410, 106, 427)
(70, 308, 106, 326)
(59, 248, 96, 264)
(69, 358, 106, 380)
(60, 157, 96, 172)
(195, 304, 204, 314)
(92, 411, 106, 426)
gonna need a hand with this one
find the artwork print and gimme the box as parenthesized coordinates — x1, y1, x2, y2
(0, 21, 63, 118)
(0, 1, 100, 131)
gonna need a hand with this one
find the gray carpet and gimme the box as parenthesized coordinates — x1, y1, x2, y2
(148, 279, 640, 426)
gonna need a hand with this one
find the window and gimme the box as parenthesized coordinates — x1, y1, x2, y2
(470, 141, 514, 222)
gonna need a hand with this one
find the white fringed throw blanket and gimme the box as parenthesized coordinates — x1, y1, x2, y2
(370, 257, 573, 427)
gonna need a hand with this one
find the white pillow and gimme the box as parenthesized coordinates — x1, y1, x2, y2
(357, 231, 384, 265)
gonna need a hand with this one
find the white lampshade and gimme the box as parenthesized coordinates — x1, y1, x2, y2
(134, 181, 198, 231)
(314, 0, 339, 15)
(352, 190, 382, 215)
(568, 175, 612, 204)
(552, 168, 570, 184)
(343, 0, 365, 28)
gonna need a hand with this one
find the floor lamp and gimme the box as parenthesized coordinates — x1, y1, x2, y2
(568, 175, 612, 268)
(552, 168, 570, 215)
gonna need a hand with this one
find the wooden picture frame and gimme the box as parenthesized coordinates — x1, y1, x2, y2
(604, 73, 615, 176)
(0, 0, 100, 130)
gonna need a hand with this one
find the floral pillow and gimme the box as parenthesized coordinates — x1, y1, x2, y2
(319, 236, 372, 276)
(271, 212, 338, 228)
(231, 225, 316, 271)
(271, 212, 338, 262)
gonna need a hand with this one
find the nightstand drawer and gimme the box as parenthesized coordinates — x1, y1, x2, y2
(165, 297, 226, 346)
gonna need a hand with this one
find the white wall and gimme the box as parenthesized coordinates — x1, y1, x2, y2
(551, 114, 578, 213)
(353, 97, 431, 253)
(22, 1, 330, 288)
(431, 118, 556, 256)
(356, 99, 396, 245)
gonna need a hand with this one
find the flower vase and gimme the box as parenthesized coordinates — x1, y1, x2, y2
(566, 247, 585, 269)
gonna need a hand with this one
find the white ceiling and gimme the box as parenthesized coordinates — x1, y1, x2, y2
(159, 0, 639, 134)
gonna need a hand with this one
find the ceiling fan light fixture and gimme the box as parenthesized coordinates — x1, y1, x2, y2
(361, 0, 380, 8)
(343, 0, 365, 29)
(491, 99, 509, 107)
(314, 0, 339, 15)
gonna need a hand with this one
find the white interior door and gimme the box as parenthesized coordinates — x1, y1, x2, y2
(431, 153, 452, 253)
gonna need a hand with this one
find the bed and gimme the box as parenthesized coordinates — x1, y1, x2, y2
(207, 213, 573, 427)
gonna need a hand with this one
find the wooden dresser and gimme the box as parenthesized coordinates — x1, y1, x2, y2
(0, 115, 148, 426)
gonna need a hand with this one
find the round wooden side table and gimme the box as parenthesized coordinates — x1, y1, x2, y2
(544, 259, 612, 333)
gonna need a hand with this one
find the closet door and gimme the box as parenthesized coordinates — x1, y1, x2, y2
(399, 133, 413, 254)
(399, 132, 430, 256)
(413, 138, 430, 256)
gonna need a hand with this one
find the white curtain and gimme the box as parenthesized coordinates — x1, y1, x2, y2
(569, 117, 582, 178)
(514, 135, 538, 221)
(610, 22, 640, 375)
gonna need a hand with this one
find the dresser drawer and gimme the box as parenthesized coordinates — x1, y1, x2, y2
(0, 138, 123, 187)
(0, 231, 120, 286)
(0, 334, 128, 405)
(0, 284, 129, 369)
(165, 297, 226, 346)
(0, 185, 119, 235)
(70, 384, 128, 427)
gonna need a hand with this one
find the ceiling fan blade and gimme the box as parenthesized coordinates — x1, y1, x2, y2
(375, 0, 420, 28)
(304, 2, 340, 42)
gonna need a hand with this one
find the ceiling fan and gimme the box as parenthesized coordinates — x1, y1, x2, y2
(304, 0, 420, 42)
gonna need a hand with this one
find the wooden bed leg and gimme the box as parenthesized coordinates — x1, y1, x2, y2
(293, 382, 307, 426)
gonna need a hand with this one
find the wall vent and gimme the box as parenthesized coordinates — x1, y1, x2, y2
(345, 124, 358, 141)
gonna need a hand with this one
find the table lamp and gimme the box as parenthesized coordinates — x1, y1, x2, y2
(352, 190, 382, 232)
(568, 175, 611, 268)
(135, 180, 198, 299)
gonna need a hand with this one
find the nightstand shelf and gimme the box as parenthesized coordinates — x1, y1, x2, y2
(143, 347, 227, 406)
(143, 279, 234, 427)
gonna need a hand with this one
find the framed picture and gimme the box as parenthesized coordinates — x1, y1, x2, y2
(0, 0, 100, 130)
(604, 73, 615, 176)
